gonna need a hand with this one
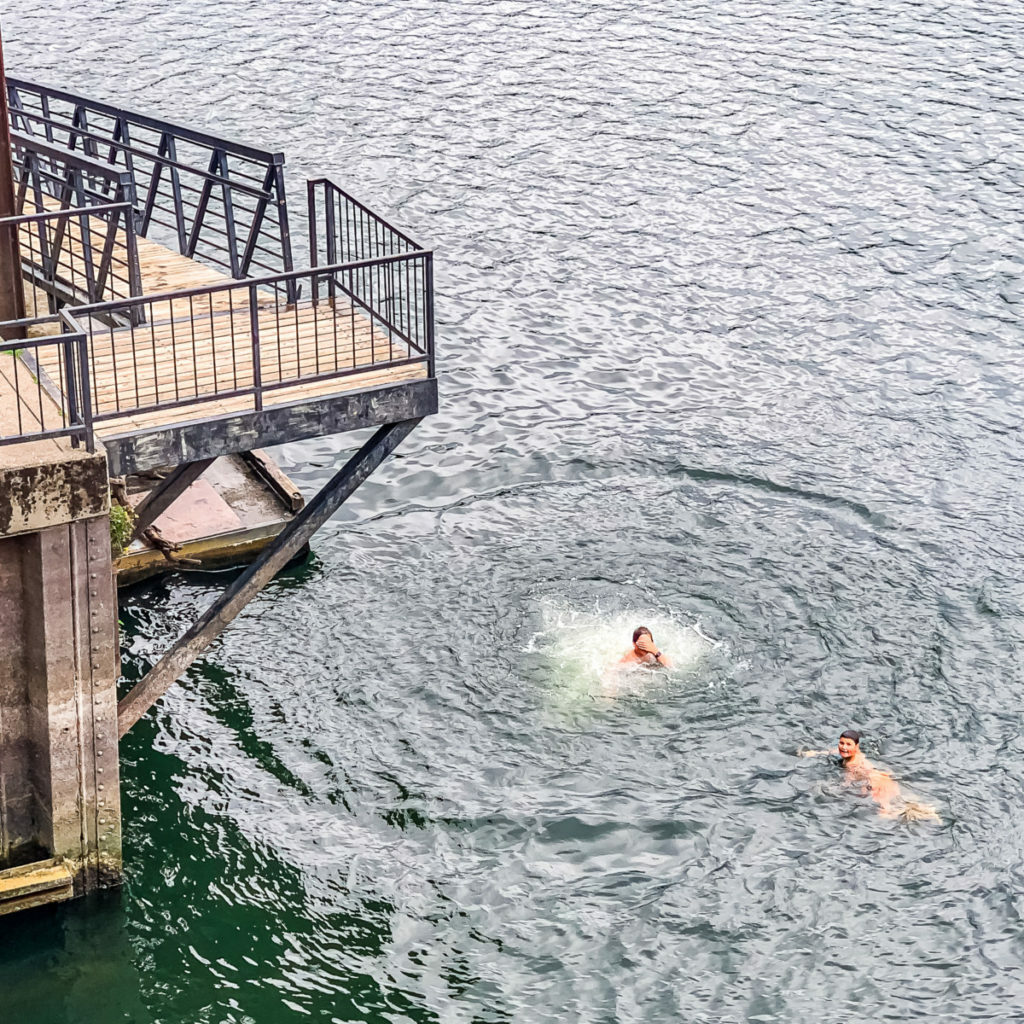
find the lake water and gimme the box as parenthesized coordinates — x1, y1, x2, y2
(3, 1, 1024, 1021)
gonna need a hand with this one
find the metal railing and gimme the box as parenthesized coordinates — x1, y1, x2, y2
(0, 315, 92, 450)
(308, 177, 422, 265)
(7, 78, 296, 300)
(308, 178, 433, 375)
(0, 96, 435, 452)
(61, 253, 433, 424)
(13, 131, 137, 219)
(4, 202, 142, 318)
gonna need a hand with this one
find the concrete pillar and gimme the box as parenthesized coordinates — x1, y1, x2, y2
(0, 441, 120, 910)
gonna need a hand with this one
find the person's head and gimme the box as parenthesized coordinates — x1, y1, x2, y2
(837, 730, 862, 761)
(632, 626, 652, 645)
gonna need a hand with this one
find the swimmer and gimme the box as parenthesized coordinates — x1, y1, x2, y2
(620, 626, 673, 669)
(800, 730, 940, 822)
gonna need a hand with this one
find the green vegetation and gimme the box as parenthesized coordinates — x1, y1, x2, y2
(109, 501, 135, 556)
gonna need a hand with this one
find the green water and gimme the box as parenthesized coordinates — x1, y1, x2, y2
(4, 0, 1024, 1019)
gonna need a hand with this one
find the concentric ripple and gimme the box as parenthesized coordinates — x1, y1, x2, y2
(2, 1, 1024, 1021)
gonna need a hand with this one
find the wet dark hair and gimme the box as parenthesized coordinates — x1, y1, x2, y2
(632, 626, 652, 644)
(839, 730, 861, 745)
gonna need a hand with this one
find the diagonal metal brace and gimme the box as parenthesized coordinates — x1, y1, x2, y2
(117, 418, 421, 738)
(129, 457, 217, 544)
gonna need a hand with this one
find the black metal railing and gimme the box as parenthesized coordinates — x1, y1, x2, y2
(0, 93, 435, 452)
(8, 78, 296, 300)
(61, 254, 433, 423)
(4, 202, 142, 318)
(0, 316, 93, 450)
(308, 177, 422, 265)
(12, 131, 137, 220)
(308, 178, 433, 376)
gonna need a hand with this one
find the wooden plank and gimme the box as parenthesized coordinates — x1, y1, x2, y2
(79, 337, 405, 401)
(0, 857, 75, 912)
(128, 457, 218, 543)
(241, 449, 304, 512)
(31, 298, 411, 420)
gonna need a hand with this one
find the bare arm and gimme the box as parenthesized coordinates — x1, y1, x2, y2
(798, 748, 837, 758)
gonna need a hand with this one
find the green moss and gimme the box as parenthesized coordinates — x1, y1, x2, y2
(109, 501, 135, 556)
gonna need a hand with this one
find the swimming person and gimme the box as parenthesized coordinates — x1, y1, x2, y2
(620, 626, 673, 669)
(801, 730, 940, 822)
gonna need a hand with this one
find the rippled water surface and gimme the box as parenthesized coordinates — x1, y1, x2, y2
(3, 1, 1024, 1020)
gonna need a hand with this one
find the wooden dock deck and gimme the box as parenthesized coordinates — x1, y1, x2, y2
(20, 194, 274, 314)
(36, 296, 427, 433)
(5, 95, 436, 476)
(9, 204, 431, 472)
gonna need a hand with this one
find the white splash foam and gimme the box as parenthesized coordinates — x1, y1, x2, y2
(529, 598, 720, 698)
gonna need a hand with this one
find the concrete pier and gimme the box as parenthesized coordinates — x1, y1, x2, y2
(0, 439, 121, 913)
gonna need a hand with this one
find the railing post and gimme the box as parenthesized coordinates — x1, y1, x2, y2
(425, 252, 435, 379)
(0, 37, 27, 334)
(308, 181, 319, 309)
(62, 332, 81, 448)
(307, 181, 318, 266)
(123, 197, 145, 325)
(325, 187, 337, 307)
(215, 150, 242, 279)
(75, 327, 94, 452)
(271, 156, 297, 305)
(249, 282, 262, 411)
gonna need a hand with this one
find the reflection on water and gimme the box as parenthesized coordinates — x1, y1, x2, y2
(0, 893, 146, 1024)
(4, 0, 1024, 1020)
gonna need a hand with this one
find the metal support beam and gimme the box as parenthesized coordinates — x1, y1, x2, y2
(127, 457, 216, 544)
(0, 29, 26, 337)
(116, 418, 421, 738)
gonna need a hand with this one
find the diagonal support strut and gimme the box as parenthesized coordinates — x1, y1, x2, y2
(117, 418, 422, 738)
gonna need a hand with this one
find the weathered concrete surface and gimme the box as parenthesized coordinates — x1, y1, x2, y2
(0, 440, 108, 539)
(0, 445, 121, 901)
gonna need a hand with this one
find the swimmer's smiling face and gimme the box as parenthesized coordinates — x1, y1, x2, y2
(837, 735, 859, 761)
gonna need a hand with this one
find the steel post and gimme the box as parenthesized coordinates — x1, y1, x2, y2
(0, 29, 26, 338)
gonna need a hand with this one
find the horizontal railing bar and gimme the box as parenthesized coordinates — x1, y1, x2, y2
(11, 130, 135, 185)
(0, 424, 87, 447)
(21, 252, 133, 275)
(14, 166, 120, 190)
(308, 176, 423, 251)
(15, 130, 272, 200)
(15, 179, 124, 204)
(9, 78, 286, 165)
(0, 331, 86, 352)
(0, 201, 133, 226)
(0, 313, 63, 329)
(67, 251, 432, 315)
(11, 110, 275, 188)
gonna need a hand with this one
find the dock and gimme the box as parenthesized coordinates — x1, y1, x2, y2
(0, 73, 438, 912)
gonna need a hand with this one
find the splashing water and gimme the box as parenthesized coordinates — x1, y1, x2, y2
(527, 599, 721, 702)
